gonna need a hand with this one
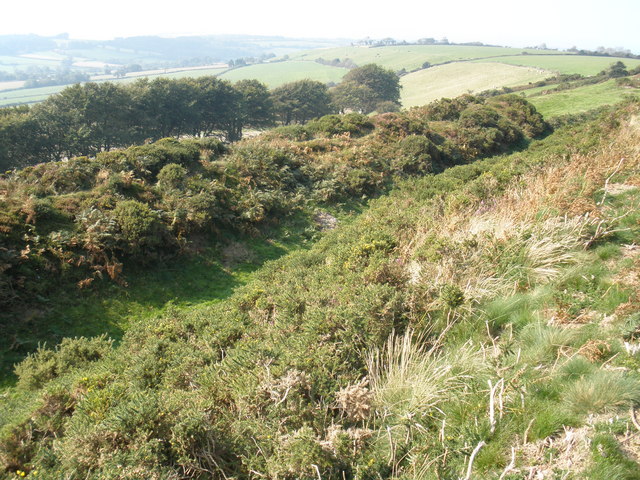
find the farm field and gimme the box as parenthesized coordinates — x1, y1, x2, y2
(110, 65, 229, 83)
(63, 47, 163, 64)
(0, 84, 67, 106)
(526, 79, 640, 117)
(475, 54, 640, 76)
(0, 66, 230, 106)
(289, 44, 564, 71)
(219, 60, 349, 87)
(0, 80, 25, 92)
(0, 54, 61, 72)
(400, 62, 549, 107)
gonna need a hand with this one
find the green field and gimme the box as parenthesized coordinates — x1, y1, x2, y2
(219, 60, 348, 87)
(290, 45, 565, 71)
(64, 47, 163, 64)
(400, 62, 549, 107)
(526, 79, 640, 117)
(476, 54, 640, 76)
(0, 84, 67, 106)
(0, 54, 61, 72)
(113, 66, 229, 83)
(0, 67, 229, 106)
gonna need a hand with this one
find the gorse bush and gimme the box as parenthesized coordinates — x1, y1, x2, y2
(0, 94, 545, 310)
(14, 336, 113, 390)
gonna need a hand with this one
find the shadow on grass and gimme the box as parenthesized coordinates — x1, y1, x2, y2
(0, 234, 292, 388)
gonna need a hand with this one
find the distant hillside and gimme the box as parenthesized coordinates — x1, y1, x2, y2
(288, 44, 565, 72)
(1, 42, 639, 116)
(400, 62, 548, 107)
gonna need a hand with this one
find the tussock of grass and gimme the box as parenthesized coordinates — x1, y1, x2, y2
(518, 322, 577, 365)
(564, 370, 640, 414)
(367, 330, 482, 421)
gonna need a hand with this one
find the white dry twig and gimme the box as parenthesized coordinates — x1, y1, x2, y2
(498, 447, 516, 480)
(463, 441, 486, 480)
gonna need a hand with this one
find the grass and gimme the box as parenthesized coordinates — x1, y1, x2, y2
(111, 66, 229, 83)
(526, 79, 640, 118)
(290, 45, 564, 72)
(400, 62, 549, 108)
(0, 222, 312, 390)
(367, 331, 481, 420)
(219, 61, 349, 87)
(0, 67, 229, 106)
(476, 55, 640, 76)
(0, 84, 68, 106)
(564, 370, 640, 414)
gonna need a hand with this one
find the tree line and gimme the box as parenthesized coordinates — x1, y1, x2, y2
(0, 64, 401, 171)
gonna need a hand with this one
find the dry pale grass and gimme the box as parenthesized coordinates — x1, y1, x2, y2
(367, 330, 482, 420)
(399, 113, 640, 305)
(518, 425, 594, 478)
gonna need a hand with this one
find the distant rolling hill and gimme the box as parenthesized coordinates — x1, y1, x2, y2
(218, 61, 349, 87)
(400, 62, 548, 107)
(1, 42, 639, 116)
(288, 44, 564, 72)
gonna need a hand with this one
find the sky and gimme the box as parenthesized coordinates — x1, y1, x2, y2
(4, 0, 640, 53)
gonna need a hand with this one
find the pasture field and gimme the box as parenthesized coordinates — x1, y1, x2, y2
(526, 79, 640, 117)
(290, 44, 565, 71)
(0, 66, 229, 106)
(0, 54, 61, 72)
(0, 80, 25, 92)
(219, 60, 349, 87)
(0, 84, 67, 106)
(112, 66, 229, 83)
(61, 47, 163, 64)
(477, 54, 640, 76)
(400, 61, 548, 107)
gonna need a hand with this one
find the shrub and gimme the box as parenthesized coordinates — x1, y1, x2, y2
(440, 284, 465, 309)
(112, 200, 167, 251)
(393, 135, 436, 175)
(156, 163, 187, 190)
(15, 336, 113, 390)
(487, 94, 547, 137)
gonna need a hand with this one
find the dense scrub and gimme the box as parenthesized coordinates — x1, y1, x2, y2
(1, 98, 639, 478)
(0, 94, 544, 312)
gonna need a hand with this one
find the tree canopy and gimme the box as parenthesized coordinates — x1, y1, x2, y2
(331, 64, 401, 114)
(271, 79, 333, 125)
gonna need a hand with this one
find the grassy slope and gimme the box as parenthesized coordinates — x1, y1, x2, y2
(0, 85, 67, 107)
(527, 79, 640, 117)
(0, 55, 60, 73)
(400, 62, 548, 107)
(290, 45, 563, 71)
(477, 54, 640, 76)
(112, 66, 229, 83)
(0, 228, 311, 389)
(2, 104, 640, 478)
(218, 61, 349, 87)
(0, 67, 230, 106)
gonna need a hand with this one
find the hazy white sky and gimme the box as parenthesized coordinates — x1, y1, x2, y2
(5, 0, 640, 52)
